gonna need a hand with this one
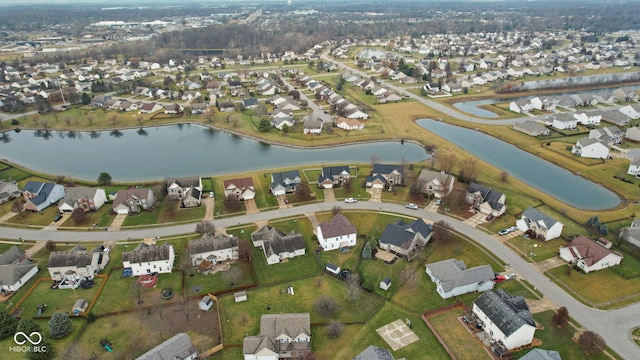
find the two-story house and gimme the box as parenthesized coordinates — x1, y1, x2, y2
(58, 187, 107, 213)
(516, 207, 564, 241)
(466, 183, 507, 217)
(425, 258, 495, 299)
(122, 243, 175, 276)
(112, 188, 156, 215)
(251, 225, 305, 265)
(379, 218, 432, 259)
(166, 177, 202, 208)
(417, 169, 455, 199)
(22, 181, 66, 212)
(270, 171, 302, 196)
(48, 246, 109, 288)
(189, 233, 239, 269)
(0, 180, 20, 205)
(243, 313, 311, 360)
(0, 246, 38, 293)
(223, 177, 256, 201)
(316, 214, 357, 251)
(317, 166, 350, 189)
(365, 164, 404, 191)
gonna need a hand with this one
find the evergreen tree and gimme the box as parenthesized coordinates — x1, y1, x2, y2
(17, 317, 41, 335)
(48, 312, 72, 339)
(362, 241, 372, 259)
(0, 310, 18, 339)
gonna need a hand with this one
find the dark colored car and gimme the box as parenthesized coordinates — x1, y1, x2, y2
(81, 279, 95, 289)
(53, 214, 63, 222)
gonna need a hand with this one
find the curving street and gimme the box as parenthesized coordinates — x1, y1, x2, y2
(2, 201, 639, 358)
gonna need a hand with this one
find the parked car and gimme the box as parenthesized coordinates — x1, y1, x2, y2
(405, 203, 419, 210)
(498, 229, 510, 236)
(435, 199, 443, 205)
(507, 226, 518, 232)
(505, 273, 517, 280)
(53, 214, 63, 222)
(209, 192, 214, 198)
(344, 197, 357, 203)
(485, 214, 494, 221)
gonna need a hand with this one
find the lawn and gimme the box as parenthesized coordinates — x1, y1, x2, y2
(0, 318, 86, 360)
(183, 259, 255, 295)
(216, 276, 384, 345)
(511, 310, 613, 360)
(547, 264, 640, 309)
(333, 302, 450, 360)
(428, 310, 491, 360)
(7, 206, 60, 226)
(16, 276, 104, 318)
(121, 197, 205, 227)
(0, 166, 31, 181)
(507, 236, 566, 262)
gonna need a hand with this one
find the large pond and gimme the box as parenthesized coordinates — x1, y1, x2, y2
(416, 118, 620, 210)
(0, 124, 429, 182)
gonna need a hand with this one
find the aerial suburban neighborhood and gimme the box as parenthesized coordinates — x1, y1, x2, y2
(1, 0, 640, 359)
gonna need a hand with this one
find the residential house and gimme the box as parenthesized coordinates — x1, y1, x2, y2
(345, 108, 369, 119)
(551, 114, 578, 130)
(378, 218, 432, 258)
(627, 158, 640, 177)
(530, 97, 557, 111)
(509, 100, 534, 114)
(589, 126, 623, 146)
(138, 102, 163, 114)
(243, 313, 311, 360)
(57, 187, 107, 213)
(366, 164, 403, 191)
(242, 97, 259, 110)
(425, 258, 495, 299)
(571, 137, 609, 159)
(559, 236, 623, 273)
(516, 207, 564, 241)
(601, 110, 631, 126)
(573, 112, 601, 126)
(218, 100, 235, 112)
(272, 116, 295, 130)
(473, 289, 536, 350)
(317, 166, 350, 189)
(189, 233, 239, 268)
(270, 170, 301, 196)
(377, 91, 403, 104)
(251, 225, 306, 265)
(353, 345, 395, 360)
(465, 183, 507, 217)
(0, 246, 38, 293)
(417, 169, 455, 199)
(619, 104, 640, 120)
(625, 127, 640, 142)
(223, 177, 256, 201)
(270, 108, 293, 119)
(122, 243, 175, 276)
(336, 117, 364, 131)
(48, 246, 109, 288)
(136, 333, 198, 360)
(513, 121, 550, 137)
(519, 349, 562, 360)
(166, 177, 202, 208)
(278, 99, 301, 111)
(303, 117, 323, 135)
(0, 180, 20, 204)
(317, 213, 357, 251)
(112, 188, 156, 215)
(181, 91, 201, 102)
(619, 219, 640, 249)
(190, 102, 209, 114)
(22, 181, 66, 212)
(164, 103, 184, 114)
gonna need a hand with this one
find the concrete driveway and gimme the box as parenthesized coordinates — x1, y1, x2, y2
(109, 214, 127, 231)
(366, 188, 382, 202)
(532, 257, 566, 273)
(463, 212, 487, 227)
(276, 195, 291, 209)
(203, 197, 215, 221)
(323, 188, 336, 202)
(244, 199, 259, 214)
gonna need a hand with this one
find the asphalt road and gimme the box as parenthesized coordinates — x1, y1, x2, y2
(2, 201, 639, 357)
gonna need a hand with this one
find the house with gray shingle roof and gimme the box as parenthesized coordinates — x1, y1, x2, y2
(516, 207, 564, 241)
(425, 258, 495, 299)
(379, 218, 432, 259)
(22, 181, 66, 212)
(270, 170, 301, 196)
(601, 109, 631, 126)
(0, 246, 38, 292)
(48, 246, 109, 288)
(366, 164, 404, 191)
(112, 188, 155, 215)
(472, 289, 536, 350)
(317, 213, 357, 251)
(243, 313, 311, 360)
(571, 137, 609, 159)
(519, 348, 562, 360)
(166, 177, 202, 208)
(417, 169, 455, 199)
(189, 233, 239, 267)
(317, 165, 350, 189)
(58, 187, 107, 213)
(0, 180, 20, 205)
(589, 125, 623, 146)
(353, 345, 395, 360)
(122, 243, 175, 276)
(513, 120, 550, 137)
(251, 225, 305, 265)
(465, 183, 506, 217)
(136, 332, 198, 360)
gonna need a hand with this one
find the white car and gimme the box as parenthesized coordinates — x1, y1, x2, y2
(405, 203, 419, 210)
(507, 226, 518, 232)
(344, 198, 357, 203)
(209, 192, 214, 198)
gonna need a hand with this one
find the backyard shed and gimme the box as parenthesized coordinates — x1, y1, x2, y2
(380, 277, 392, 291)
(234, 291, 248, 303)
(72, 299, 88, 316)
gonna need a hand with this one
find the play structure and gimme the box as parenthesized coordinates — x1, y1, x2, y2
(136, 274, 157, 288)
(36, 304, 47, 316)
(99, 338, 113, 352)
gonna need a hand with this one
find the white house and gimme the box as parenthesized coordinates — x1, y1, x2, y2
(573, 112, 601, 125)
(572, 137, 609, 159)
(58, 187, 107, 213)
(303, 118, 323, 135)
(243, 313, 311, 360)
(551, 114, 578, 130)
(336, 117, 364, 131)
(619, 104, 640, 120)
(0, 180, 21, 204)
(473, 289, 536, 350)
(251, 225, 306, 265)
(136, 333, 198, 360)
(516, 207, 564, 241)
(628, 158, 640, 177)
(317, 214, 357, 251)
(625, 127, 640, 142)
(509, 100, 533, 114)
(188, 233, 239, 267)
(48, 246, 109, 288)
(0, 246, 39, 292)
(426, 258, 495, 299)
(122, 243, 175, 276)
(559, 236, 623, 273)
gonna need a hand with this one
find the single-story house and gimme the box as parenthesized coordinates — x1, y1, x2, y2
(122, 243, 175, 276)
(251, 225, 306, 265)
(270, 170, 301, 196)
(571, 137, 609, 159)
(271, 116, 295, 130)
(513, 121, 550, 137)
(625, 127, 640, 142)
(417, 169, 455, 199)
(242, 97, 259, 110)
(303, 118, 323, 135)
(223, 177, 256, 201)
(516, 207, 564, 241)
(22, 181, 66, 212)
(189, 233, 239, 267)
(58, 187, 107, 213)
(317, 213, 357, 251)
(48, 246, 110, 287)
(317, 165, 350, 189)
(426, 258, 495, 299)
(0, 180, 21, 204)
(136, 333, 198, 360)
(139, 102, 163, 114)
(473, 289, 536, 350)
(619, 104, 640, 120)
(379, 218, 432, 259)
(164, 103, 184, 114)
(166, 177, 202, 208)
(336, 117, 364, 131)
(601, 109, 631, 126)
(0, 246, 39, 293)
(559, 235, 623, 273)
(112, 188, 155, 215)
(466, 183, 506, 217)
(243, 313, 311, 360)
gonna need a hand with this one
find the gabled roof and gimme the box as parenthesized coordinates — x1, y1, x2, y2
(271, 170, 301, 189)
(58, 187, 100, 207)
(372, 164, 402, 175)
(165, 176, 201, 189)
(48, 250, 95, 267)
(0, 246, 26, 265)
(223, 177, 254, 190)
(561, 236, 621, 267)
(122, 244, 173, 263)
(189, 233, 238, 255)
(243, 313, 311, 355)
(426, 258, 494, 292)
(135, 333, 197, 360)
(521, 207, 559, 230)
(23, 181, 61, 206)
(353, 345, 395, 360)
(0, 263, 37, 286)
(474, 289, 535, 337)
(252, 225, 305, 256)
(379, 219, 432, 249)
(319, 166, 350, 183)
(519, 348, 562, 360)
(318, 213, 357, 239)
(417, 169, 454, 187)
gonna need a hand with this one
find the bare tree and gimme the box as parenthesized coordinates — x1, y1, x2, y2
(345, 273, 361, 303)
(63, 116, 72, 126)
(331, 206, 342, 215)
(326, 320, 345, 339)
(70, 208, 86, 224)
(295, 183, 312, 201)
(432, 220, 454, 243)
(314, 296, 338, 317)
(12, 199, 24, 217)
(238, 239, 252, 261)
(400, 265, 419, 289)
(499, 171, 510, 182)
(223, 194, 241, 211)
(86, 114, 95, 125)
(436, 152, 457, 174)
(578, 331, 606, 356)
(195, 221, 215, 236)
(45, 240, 57, 252)
(459, 157, 479, 183)
(370, 155, 381, 166)
(136, 115, 144, 126)
(551, 306, 570, 329)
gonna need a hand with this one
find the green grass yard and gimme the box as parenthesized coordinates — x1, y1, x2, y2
(428, 310, 491, 360)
